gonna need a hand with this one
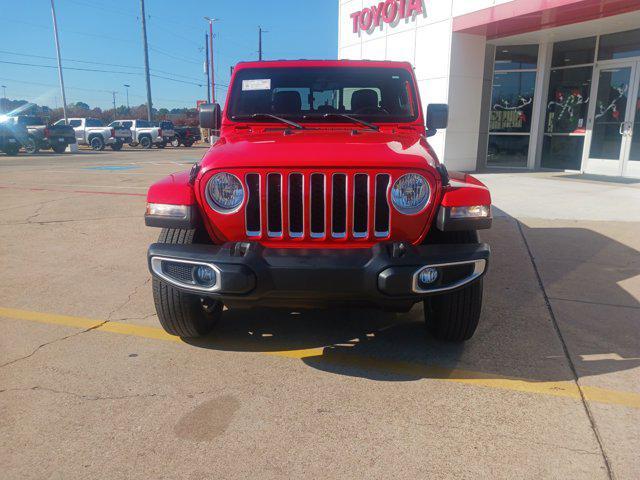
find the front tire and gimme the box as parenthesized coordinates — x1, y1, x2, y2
(152, 228, 222, 338)
(52, 144, 67, 154)
(170, 138, 180, 147)
(110, 141, 123, 151)
(422, 229, 483, 342)
(156, 141, 166, 149)
(424, 280, 483, 342)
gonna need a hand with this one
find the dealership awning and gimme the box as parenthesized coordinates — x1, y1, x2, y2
(453, 0, 640, 39)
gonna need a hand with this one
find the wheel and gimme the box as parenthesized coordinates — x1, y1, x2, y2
(89, 136, 105, 151)
(110, 141, 123, 151)
(170, 138, 180, 147)
(139, 136, 152, 149)
(422, 229, 483, 342)
(156, 141, 166, 149)
(52, 144, 67, 154)
(183, 140, 193, 147)
(152, 228, 222, 338)
(23, 137, 38, 154)
(2, 144, 19, 156)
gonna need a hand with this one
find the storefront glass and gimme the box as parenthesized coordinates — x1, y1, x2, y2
(488, 45, 538, 167)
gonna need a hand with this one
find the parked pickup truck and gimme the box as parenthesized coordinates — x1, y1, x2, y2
(171, 126, 201, 147)
(144, 60, 492, 343)
(109, 119, 163, 149)
(54, 117, 131, 151)
(8, 115, 76, 153)
(151, 120, 176, 148)
(0, 120, 26, 155)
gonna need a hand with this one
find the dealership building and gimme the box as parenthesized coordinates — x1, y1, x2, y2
(338, 0, 640, 178)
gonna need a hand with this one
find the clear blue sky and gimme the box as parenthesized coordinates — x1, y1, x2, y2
(0, 0, 338, 110)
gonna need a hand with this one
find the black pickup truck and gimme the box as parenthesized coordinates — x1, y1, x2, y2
(171, 125, 201, 147)
(8, 115, 76, 153)
(0, 121, 26, 155)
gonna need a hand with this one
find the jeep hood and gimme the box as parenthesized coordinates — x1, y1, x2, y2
(199, 129, 439, 172)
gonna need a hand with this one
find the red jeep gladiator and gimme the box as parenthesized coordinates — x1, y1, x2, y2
(145, 60, 492, 342)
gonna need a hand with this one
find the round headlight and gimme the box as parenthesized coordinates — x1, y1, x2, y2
(206, 172, 244, 212)
(391, 173, 430, 214)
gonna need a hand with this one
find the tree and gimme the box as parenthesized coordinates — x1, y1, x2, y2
(74, 101, 90, 110)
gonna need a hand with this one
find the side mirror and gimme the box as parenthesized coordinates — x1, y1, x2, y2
(199, 103, 222, 131)
(426, 104, 448, 131)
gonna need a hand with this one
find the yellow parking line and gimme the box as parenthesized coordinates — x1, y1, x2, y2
(1, 306, 639, 409)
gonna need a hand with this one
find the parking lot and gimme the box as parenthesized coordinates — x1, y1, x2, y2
(1, 147, 638, 479)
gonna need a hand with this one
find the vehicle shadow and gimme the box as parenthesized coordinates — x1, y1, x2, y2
(184, 216, 640, 384)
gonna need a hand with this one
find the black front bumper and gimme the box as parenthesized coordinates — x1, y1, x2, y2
(148, 241, 490, 310)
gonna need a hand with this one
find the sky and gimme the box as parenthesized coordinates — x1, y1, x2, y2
(0, 0, 338, 110)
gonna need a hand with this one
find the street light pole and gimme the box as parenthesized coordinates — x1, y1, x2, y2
(112, 91, 117, 121)
(50, 0, 68, 123)
(123, 84, 130, 112)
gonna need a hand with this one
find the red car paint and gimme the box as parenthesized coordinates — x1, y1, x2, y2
(147, 59, 491, 249)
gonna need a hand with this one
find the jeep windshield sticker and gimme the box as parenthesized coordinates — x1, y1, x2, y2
(242, 79, 271, 91)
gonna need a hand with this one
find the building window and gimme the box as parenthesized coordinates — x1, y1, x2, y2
(542, 38, 595, 170)
(488, 45, 538, 167)
(598, 28, 640, 61)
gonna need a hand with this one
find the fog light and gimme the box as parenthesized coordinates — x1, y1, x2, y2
(418, 267, 439, 286)
(193, 265, 217, 287)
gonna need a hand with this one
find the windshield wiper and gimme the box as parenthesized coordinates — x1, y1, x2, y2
(232, 113, 304, 130)
(305, 113, 380, 131)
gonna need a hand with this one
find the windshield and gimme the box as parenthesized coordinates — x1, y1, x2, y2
(228, 67, 419, 123)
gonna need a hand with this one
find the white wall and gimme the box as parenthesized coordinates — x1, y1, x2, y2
(338, 0, 514, 171)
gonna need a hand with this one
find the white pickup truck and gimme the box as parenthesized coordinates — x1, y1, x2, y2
(54, 117, 130, 151)
(109, 119, 163, 149)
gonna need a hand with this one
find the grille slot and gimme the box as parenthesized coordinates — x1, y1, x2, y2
(374, 174, 390, 237)
(331, 174, 347, 238)
(353, 173, 369, 238)
(245, 173, 261, 236)
(267, 173, 282, 237)
(310, 173, 325, 238)
(288, 173, 303, 237)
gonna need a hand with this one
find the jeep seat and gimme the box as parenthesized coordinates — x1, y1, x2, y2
(272, 91, 302, 115)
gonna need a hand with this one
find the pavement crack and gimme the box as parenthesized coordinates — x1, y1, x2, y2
(2, 215, 140, 226)
(107, 278, 151, 320)
(0, 386, 165, 401)
(516, 220, 615, 480)
(0, 320, 109, 369)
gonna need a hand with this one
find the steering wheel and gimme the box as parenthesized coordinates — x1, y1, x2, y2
(354, 106, 390, 115)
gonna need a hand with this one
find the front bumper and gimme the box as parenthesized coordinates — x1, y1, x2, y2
(147, 241, 490, 310)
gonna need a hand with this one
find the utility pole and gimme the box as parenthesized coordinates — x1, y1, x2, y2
(140, 0, 153, 121)
(112, 91, 117, 121)
(258, 26, 268, 61)
(123, 84, 130, 112)
(204, 33, 211, 103)
(50, 0, 68, 123)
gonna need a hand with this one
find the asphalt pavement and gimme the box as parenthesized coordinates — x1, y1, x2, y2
(1, 146, 638, 479)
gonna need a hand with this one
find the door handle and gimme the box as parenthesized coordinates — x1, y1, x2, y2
(620, 121, 626, 135)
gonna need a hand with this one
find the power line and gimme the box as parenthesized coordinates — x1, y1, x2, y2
(0, 50, 207, 83)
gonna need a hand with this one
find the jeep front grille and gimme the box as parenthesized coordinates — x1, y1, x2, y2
(244, 172, 391, 240)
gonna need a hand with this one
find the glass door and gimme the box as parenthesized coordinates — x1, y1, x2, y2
(624, 62, 640, 178)
(584, 62, 635, 176)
